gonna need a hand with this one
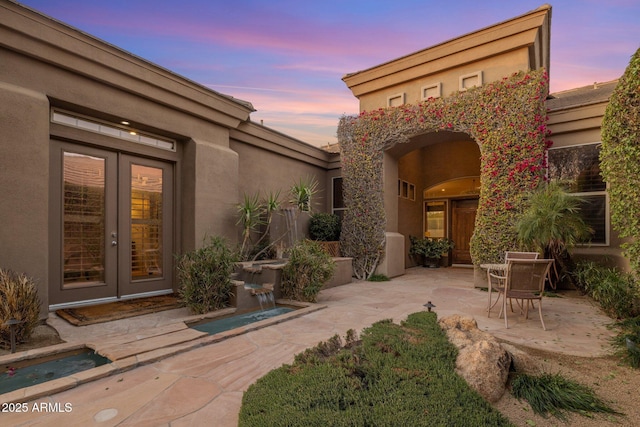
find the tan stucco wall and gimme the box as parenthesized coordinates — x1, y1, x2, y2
(0, 2, 339, 313)
(358, 48, 531, 112)
(0, 82, 50, 317)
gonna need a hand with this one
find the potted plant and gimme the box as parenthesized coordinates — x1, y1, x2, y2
(309, 212, 342, 257)
(409, 236, 454, 268)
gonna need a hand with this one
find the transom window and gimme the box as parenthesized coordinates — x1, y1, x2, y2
(52, 110, 176, 151)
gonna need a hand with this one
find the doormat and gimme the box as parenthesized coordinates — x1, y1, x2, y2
(56, 294, 181, 326)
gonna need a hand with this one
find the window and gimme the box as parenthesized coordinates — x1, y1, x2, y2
(548, 143, 607, 244)
(421, 83, 442, 100)
(459, 71, 483, 91)
(424, 201, 447, 238)
(387, 93, 405, 107)
(332, 177, 345, 220)
(52, 110, 176, 151)
(398, 179, 415, 201)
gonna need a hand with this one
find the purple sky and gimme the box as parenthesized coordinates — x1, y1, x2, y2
(18, 0, 640, 147)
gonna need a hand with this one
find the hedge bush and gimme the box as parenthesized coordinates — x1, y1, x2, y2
(281, 239, 335, 302)
(239, 312, 512, 426)
(309, 212, 341, 242)
(176, 236, 238, 314)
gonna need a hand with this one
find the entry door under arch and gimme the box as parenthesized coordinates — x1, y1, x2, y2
(50, 142, 174, 306)
(451, 199, 477, 264)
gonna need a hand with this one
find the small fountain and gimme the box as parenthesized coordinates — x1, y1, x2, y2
(253, 288, 276, 310)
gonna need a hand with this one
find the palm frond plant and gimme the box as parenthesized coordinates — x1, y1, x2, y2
(516, 181, 593, 288)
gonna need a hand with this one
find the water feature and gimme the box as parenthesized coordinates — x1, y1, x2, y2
(254, 289, 276, 310)
(1, 348, 110, 394)
(189, 306, 295, 335)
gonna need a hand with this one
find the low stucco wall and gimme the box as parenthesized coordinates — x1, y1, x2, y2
(322, 257, 353, 289)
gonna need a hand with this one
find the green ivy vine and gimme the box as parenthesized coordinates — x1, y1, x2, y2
(338, 69, 551, 279)
(600, 47, 640, 277)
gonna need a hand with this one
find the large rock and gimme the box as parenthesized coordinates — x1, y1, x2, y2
(438, 315, 511, 403)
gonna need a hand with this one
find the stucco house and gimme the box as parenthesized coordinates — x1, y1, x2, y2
(340, 4, 625, 280)
(0, 1, 626, 316)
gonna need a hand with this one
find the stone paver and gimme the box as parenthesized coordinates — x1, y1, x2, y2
(1, 267, 617, 426)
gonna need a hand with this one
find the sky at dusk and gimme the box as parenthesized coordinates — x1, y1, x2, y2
(17, 0, 640, 147)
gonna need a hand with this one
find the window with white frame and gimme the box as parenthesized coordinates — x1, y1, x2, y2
(387, 93, 405, 107)
(398, 179, 415, 201)
(548, 143, 607, 244)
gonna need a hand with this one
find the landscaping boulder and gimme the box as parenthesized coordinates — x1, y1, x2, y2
(501, 343, 541, 374)
(438, 315, 511, 403)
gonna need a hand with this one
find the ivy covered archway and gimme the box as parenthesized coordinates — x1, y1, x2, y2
(338, 69, 552, 279)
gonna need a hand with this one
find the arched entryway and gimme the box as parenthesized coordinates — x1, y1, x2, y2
(387, 132, 481, 267)
(337, 70, 550, 280)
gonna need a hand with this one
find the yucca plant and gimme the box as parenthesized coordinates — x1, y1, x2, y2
(290, 175, 319, 212)
(516, 181, 593, 287)
(0, 268, 41, 347)
(236, 193, 264, 260)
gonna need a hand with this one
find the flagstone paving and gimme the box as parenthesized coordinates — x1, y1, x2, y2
(1, 267, 616, 426)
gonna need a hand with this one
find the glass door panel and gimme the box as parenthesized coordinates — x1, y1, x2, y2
(130, 164, 164, 280)
(63, 153, 106, 285)
(119, 155, 173, 296)
(50, 143, 118, 306)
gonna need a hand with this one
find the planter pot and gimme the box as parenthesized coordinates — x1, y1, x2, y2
(423, 257, 441, 268)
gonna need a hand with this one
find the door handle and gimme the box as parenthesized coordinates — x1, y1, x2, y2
(111, 240, 118, 246)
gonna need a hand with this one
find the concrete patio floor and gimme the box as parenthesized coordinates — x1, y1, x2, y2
(2, 267, 616, 426)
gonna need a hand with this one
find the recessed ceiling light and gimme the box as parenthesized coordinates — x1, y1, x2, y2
(121, 121, 130, 125)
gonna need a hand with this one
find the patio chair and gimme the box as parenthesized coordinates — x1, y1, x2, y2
(487, 251, 539, 315)
(498, 259, 554, 330)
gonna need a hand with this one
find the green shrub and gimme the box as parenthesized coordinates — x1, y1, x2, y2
(511, 372, 620, 421)
(309, 212, 341, 242)
(367, 273, 390, 282)
(239, 312, 512, 426)
(572, 260, 640, 319)
(281, 240, 335, 302)
(601, 47, 640, 278)
(612, 317, 640, 368)
(0, 268, 41, 347)
(176, 237, 238, 314)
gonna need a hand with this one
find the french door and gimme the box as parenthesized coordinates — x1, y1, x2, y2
(50, 142, 173, 306)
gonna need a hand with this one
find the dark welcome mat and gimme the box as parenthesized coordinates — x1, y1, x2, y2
(56, 294, 181, 326)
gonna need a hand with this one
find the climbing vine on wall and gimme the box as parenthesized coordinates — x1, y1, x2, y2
(600, 47, 640, 277)
(338, 70, 551, 279)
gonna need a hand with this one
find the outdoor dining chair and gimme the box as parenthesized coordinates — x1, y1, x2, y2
(498, 259, 554, 330)
(486, 251, 539, 315)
